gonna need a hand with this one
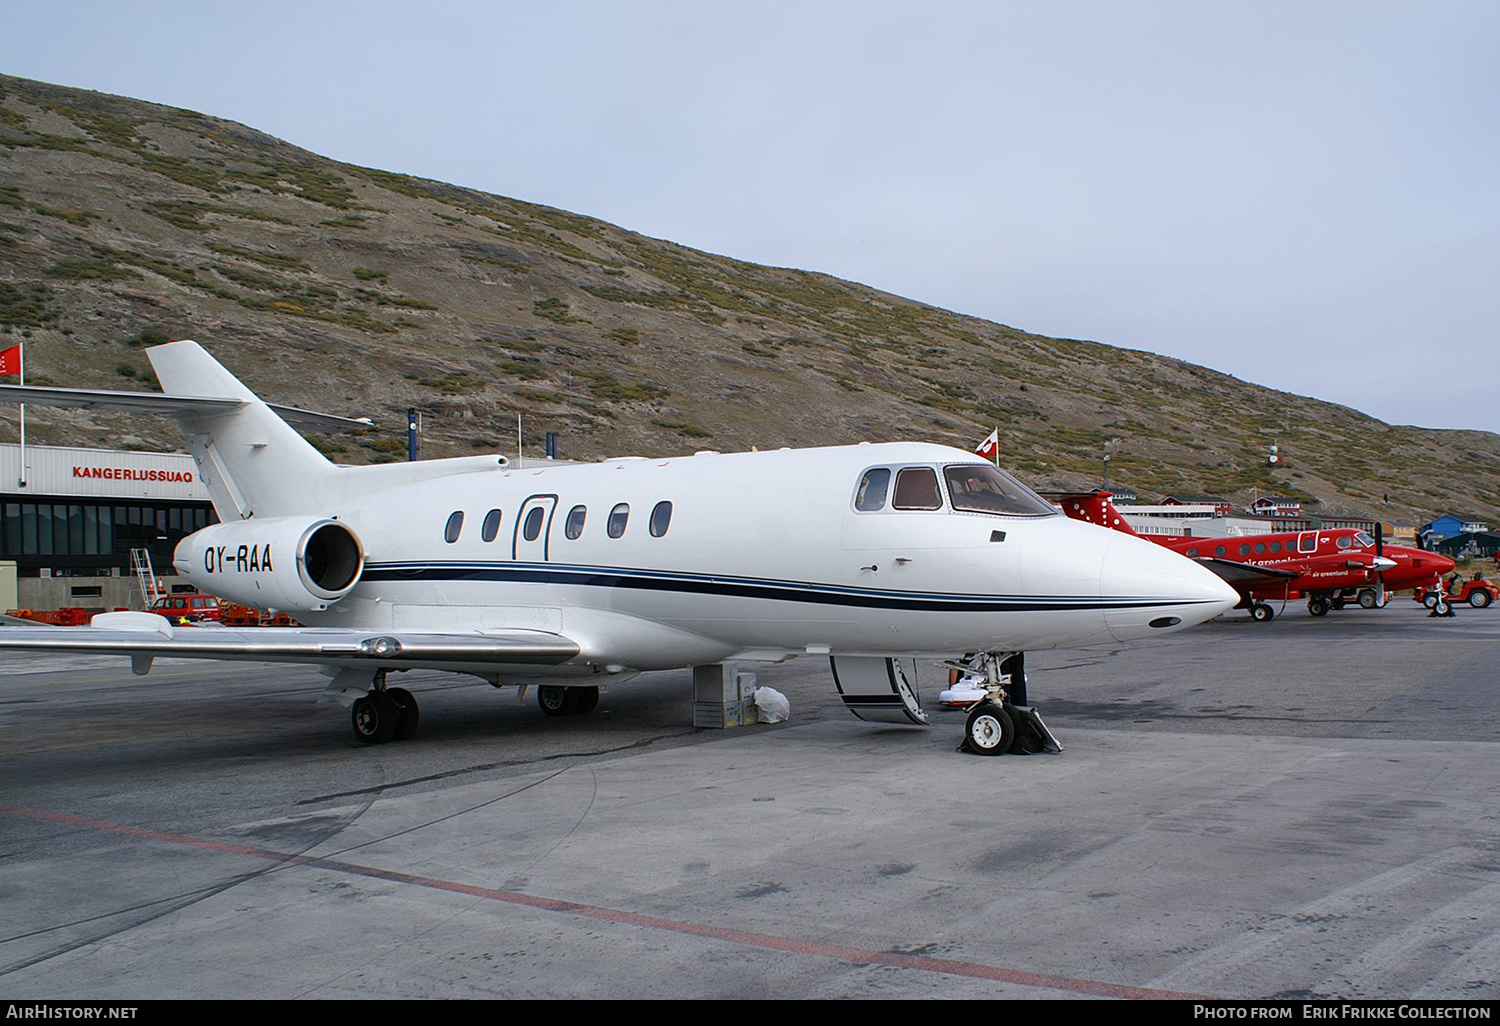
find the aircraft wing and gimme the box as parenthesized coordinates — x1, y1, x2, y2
(1194, 557, 1300, 592)
(0, 383, 373, 433)
(0, 613, 579, 673)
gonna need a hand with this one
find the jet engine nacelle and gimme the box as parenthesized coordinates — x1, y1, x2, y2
(174, 517, 364, 613)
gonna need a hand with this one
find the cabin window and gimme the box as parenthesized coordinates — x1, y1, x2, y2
(1300, 534, 1317, 553)
(523, 506, 545, 542)
(1185, 548, 1199, 557)
(565, 505, 587, 540)
(1238, 543, 1251, 556)
(608, 503, 630, 538)
(893, 467, 942, 510)
(943, 465, 1057, 516)
(444, 511, 464, 543)
(481, 508, 502, 543)
(1253, 542, 1267, 554)
(1270, 541, 1282, 553)
(650, 501, 673, 537)
(1336, 536, 1353, 549)
(855, 468, 891, 511)
(1214, 545, 1227, 557)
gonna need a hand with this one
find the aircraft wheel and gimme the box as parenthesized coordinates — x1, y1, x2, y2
(538, 685, 580, 716)
(1358, 589, 1379, 609)
(352, 690, 399, 744)
(1422, 593, 1438, 609)
(388, 687, 420, 740)
(1470, 591, 1492, 608)
(1308, 597, 1331, 617)
(964, 702, 1014, 756)
(571, 686, 600, 715)
(1251, 603, 1275, 622)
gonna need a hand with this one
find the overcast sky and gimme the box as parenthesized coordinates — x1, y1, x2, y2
(4, 1, 1498, 433)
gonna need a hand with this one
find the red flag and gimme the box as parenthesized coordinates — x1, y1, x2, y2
(975, 428, 999, 462)
(0, 343, 19, 378)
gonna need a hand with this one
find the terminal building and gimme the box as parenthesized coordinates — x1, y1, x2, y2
(1, 442, 217, 612)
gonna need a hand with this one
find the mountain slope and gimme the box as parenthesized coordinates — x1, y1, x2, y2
(1, 73, 1496, 525)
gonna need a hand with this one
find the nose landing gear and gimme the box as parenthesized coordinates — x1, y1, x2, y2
(948, 652, 1063, 756)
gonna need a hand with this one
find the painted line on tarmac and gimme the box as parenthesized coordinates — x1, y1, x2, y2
(0, 802, 1207, 1000)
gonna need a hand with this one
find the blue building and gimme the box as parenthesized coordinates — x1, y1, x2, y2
(1419, 514, 1489, 546)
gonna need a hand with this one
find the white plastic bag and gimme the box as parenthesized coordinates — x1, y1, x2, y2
(754, 686, 790, 723)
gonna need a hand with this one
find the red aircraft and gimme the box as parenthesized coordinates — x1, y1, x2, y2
(1054, 492, 1454, 621)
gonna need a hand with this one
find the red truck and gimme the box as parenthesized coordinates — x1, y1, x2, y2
(148, 593, 223, 623)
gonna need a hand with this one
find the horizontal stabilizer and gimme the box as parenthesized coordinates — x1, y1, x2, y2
(0, 383, 373, 433)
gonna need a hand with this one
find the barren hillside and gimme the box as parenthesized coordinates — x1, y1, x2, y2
(2, 73, 1496, 525)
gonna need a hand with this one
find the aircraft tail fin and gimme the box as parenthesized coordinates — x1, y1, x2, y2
(147, 341, 336, 521)
(1053, 491, 1141, 537)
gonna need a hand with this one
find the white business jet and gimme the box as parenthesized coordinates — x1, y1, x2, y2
(0, 342, 1237, 753)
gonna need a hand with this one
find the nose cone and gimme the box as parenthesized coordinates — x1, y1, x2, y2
(1390, 546, 1456, 584)
(1100, 533, 1239, 641)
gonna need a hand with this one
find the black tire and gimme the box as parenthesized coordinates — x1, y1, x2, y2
(388, 687, 420, 740)
(571, 686, 600, 715)
(1308, 597, 1330, 617)
(1470, 590, 1492, 608)
(1422, 592, 1438, 609)
(964, 702, 1015, 756)
(1251, 603, 1274, 622)
(1358, 589, 1379, 609)
(538, 685, 579, 716)
(352, 691, 398, 744)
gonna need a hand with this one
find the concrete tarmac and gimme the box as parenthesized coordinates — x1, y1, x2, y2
(1, 601, 1497, 999)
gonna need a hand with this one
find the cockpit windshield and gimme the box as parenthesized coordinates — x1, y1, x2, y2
(1355, 531, 1374, 547)
(944, 464, 1057, 517)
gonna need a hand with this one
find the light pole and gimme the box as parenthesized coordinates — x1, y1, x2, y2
(1102, 453, 1111, 492)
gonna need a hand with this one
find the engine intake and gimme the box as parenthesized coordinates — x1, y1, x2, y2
(174, 517, 364, 613)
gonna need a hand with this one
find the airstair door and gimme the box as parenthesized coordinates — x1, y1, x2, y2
(829, 655, 929, 725)
(513, 494, 558, 562)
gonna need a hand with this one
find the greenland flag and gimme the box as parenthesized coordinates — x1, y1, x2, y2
(975, 428, 999, 462)
(0, 343, 19, 378)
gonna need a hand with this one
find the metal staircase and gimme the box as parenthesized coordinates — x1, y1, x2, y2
(130, 548, 161, 609)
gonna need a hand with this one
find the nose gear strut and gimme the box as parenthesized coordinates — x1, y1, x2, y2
(943, 651, 1062, 757)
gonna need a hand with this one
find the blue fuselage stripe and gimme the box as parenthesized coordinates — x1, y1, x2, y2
(361, 561, 1205, 613)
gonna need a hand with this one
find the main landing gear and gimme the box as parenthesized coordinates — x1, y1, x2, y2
(537, 685, 600, 717)
(949, 652, 1062, 757)
(351, 671, 420, 744)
